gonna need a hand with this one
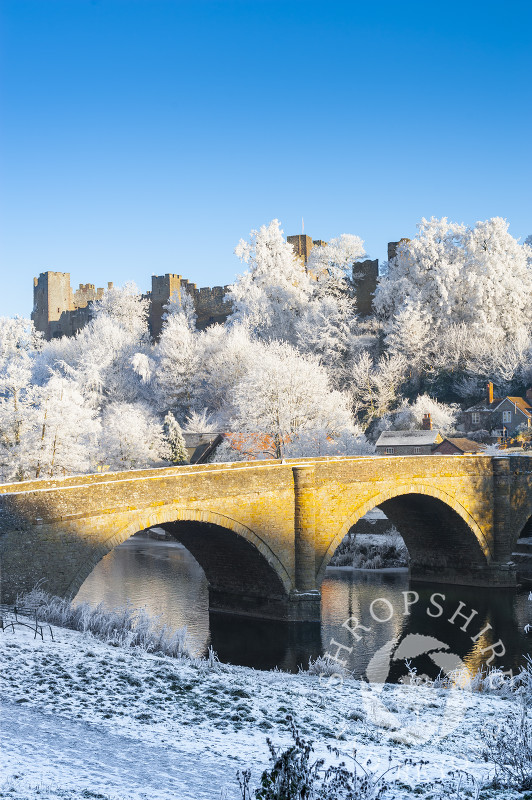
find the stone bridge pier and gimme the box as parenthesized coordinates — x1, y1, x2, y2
(0, 455, 531, 622)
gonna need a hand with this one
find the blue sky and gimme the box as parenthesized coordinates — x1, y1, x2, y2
(1, 0, 531, 317)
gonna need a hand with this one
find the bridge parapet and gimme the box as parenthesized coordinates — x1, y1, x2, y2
(0, 455, 527, 620)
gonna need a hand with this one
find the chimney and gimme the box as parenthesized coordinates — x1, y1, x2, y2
(422, 414, 432, 431)
(487, 381, 494, 405)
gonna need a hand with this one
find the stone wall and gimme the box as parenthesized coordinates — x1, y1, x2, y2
(0, 455, 527, 620)
(32, 272, 112, 340)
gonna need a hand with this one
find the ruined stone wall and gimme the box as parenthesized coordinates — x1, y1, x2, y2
(353, 258, 378, 316)
(192, 285, 233, 330)
(32, 272, 111, 340)
(147, 274, 233, 337)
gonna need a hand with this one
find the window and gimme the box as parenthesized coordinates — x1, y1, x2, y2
(472, 412, 480, 424)
(502, 410, 511, 423)
(385, 447, 395, 455)
(414, 447, 422, 454)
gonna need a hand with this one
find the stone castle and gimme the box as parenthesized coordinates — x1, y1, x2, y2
(32, 235, 403, 340)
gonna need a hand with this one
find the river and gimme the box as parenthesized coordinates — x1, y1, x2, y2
(73, 532, 532, 680)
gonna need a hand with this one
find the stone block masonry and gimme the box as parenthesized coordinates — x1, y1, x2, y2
(31, 234, 401, 340)
(1, 455, 529, 622)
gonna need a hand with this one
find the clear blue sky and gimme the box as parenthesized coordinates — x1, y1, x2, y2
(1, 0, 531, 318)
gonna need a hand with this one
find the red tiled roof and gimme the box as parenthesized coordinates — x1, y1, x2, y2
(221, 432, 291, 459)
(436, 437, 484, 454)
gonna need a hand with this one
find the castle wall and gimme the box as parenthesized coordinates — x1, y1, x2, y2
(353, 258, 378, 316)
(31, 235, 402, 340)
(193, 285, 233, 330)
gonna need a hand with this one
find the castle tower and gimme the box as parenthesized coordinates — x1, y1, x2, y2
(32, 271, 110, 340)
(287, 235, 314, 264)
(387, 238, 411, 262)
(353, 258, 378, 317)
(148, 274, 187, 340)
(32, 272, 74, 339)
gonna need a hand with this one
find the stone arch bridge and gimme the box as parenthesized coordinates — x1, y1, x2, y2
(0, 455, 530, 621)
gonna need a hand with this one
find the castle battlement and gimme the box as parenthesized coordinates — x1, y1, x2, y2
(32, 235, 402, 340)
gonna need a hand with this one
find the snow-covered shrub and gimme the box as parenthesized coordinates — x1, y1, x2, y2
(303, 655, 347, 678)
(238, 716, 406, 799)
(481, 703, 532, 791)
(329, 531, 409, 570)
(19, 588, 191, 659)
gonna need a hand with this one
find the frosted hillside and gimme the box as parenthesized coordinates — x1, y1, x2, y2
(0, 618, 528, 799)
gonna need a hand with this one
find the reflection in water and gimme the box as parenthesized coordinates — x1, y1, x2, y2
(74, 533, 532, 678)
(74, 534, 210, 657)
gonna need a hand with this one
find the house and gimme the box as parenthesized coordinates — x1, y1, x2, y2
(375, 415, 443, 455)
(191, 432, 282, 463)
(183, 432, 220, 463)
(462, 382, 532, 438)
(432, 437, 484, 455)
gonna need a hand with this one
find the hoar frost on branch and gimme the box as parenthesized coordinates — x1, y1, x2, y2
(227, 219, 314, 344)
(230, 340, 357, 458)
(3, 216, 532, 478)
(375, 217, 532, 396)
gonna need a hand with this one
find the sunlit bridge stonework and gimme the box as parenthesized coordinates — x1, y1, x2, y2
(0, 455, 529, 622)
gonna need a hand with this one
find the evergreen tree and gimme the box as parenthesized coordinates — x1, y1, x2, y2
(164, 412, 188, 464)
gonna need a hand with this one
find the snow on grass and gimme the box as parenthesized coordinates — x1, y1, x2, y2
(0, 615, 529, 799)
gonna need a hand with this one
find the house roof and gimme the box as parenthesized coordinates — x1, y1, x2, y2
(434, 437, 484, 454)
(501, 397, 532, 418)
(376, 430, 442, 447)
(465, 398, 503, 412)
(465, 396, 532, 417)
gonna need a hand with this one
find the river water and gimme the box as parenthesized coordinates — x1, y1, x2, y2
(74, 532, 532, 680)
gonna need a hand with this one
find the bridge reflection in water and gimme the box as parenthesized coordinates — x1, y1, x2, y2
(73, 532, 531, 678)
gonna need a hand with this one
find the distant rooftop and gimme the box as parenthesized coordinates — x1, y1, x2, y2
(376, 430, 441, 447)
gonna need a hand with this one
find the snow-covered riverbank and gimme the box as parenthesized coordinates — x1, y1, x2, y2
(0, 618, 526, 799)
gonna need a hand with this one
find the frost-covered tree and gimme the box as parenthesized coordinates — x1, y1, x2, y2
(306, 233, 366, 288)
(350, 351, 407, 426)
(92, 281, 150, 338)
(284, 427, 374, 458)
(227, 219, 314, 344)
(294, 235, 369, 380)
(100, 402, 170, 470)
(164, 412, 188, 464)
(38, 283, 153, 407)
(375, 218, 532, 397)
(191, 323, 261, 425)
(29, 375, 100, 478)
(155, 291, 199, 414)
(231, 340, 354, 458)
(182, 408, 218, 433)
(390, 395, 459, 433)
(0, 318, 44, 480)
(376, 217, 532, 336)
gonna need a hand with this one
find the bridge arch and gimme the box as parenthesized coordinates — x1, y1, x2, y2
(67, 506, 292, 607)
(317, 484, 493, 584)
